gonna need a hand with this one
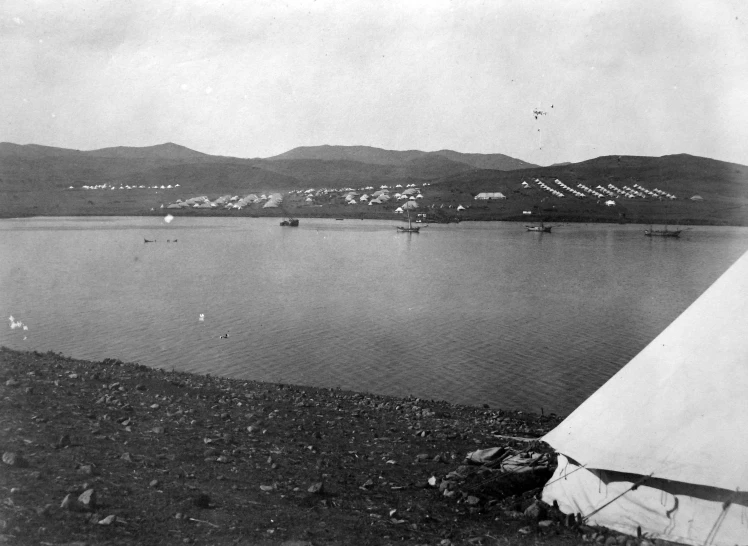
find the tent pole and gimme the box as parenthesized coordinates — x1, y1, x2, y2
(581, 474, 653, 523)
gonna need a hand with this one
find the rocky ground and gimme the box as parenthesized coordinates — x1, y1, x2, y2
(0, 348, 671, 546)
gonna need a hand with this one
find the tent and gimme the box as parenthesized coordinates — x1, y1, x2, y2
(542, 250, 748, 546)
(474, 192, 506, 200)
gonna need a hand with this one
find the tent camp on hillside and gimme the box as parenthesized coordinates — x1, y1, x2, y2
(542, 250, 748, 546)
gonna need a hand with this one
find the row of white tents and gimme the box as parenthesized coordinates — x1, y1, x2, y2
(290, 182, 430, 197)
(165, 193, 282, 210)
(541, 249, 748, 546)
(342, 187, 424, 205)
(521, 178, 679, 201)
(71, 184, 180, 190)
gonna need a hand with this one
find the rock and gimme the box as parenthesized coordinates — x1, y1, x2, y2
(152, 426, 165, 434)
(605, 537, 618, 546)
(216, 455, 230, 464)
(415, 453, 430, 462)
(78, 489, 97, 510)
(149, 479, 160, 488)
(443, 489, 456, 498)
(428, 476, 438, 487)
(465, 495, 480, 506)
(524, 500, 548, 520)
(57, 434, 71, 448)
(36, 503, 53, 516)
(308, 481, 324, 494)
(121, 452, 133, 462)
(362, 478, 375, 489)
(98, 514, 116, 525)
(193, 493, 211, 508)
(61, 494, 82, 512)
(2, 451, 29, 468)
(150, 404, 160, 409)
(538, 520, 554, 528)
(136, 384, 147, 390)
(260, 485, 274, 492)
(77, 464, 95, 475)
(5, 378, 19, 387)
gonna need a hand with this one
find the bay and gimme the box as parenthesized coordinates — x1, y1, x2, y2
(2, 216, 747, 415)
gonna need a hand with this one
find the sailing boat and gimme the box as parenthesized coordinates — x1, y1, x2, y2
(396, 208, 422, 233)
(645, 167, 681, 237)
(644, 199, 680, 237)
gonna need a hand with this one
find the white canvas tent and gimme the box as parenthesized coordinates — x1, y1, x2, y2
(542, 250, 748, 546)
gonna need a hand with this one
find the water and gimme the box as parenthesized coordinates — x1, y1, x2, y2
(2, 217, 747, 415)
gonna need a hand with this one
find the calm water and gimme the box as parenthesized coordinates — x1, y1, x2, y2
(2, 217, 747, 414)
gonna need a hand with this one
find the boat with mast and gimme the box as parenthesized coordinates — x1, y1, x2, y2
(645, 167, 681, 237)
(397, 208, 423, 233)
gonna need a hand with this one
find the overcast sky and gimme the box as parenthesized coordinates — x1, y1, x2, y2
(2, 0, 747, 165)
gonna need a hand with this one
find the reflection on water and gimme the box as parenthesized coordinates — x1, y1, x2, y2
(2, 217, 747, 414)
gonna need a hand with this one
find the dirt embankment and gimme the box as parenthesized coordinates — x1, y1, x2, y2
(0, 348, 641, 546)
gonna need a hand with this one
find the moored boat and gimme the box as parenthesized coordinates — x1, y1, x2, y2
(644, 227, 681, 237)
(397, 208, 423, 233)
(525, 220, 552, 233)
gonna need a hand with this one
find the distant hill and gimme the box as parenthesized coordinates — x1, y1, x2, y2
(86, 142, 212, 160)
(431, 149, 537, 170)
(266, 145, 426, 165)
(0, 143, 87, 158)
(2, 142, 746, 224)
(267, 144, 537, 171)
(433, 153, 748, 203)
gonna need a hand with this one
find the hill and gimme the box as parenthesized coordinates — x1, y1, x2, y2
(267, 144, 538, 171)
(432, 149, 537, 170)
(424, 153, 748, 225)
(1, 142, 746, 224)
(85, 142, 213, 160)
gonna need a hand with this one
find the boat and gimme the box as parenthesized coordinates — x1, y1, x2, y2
(279, 207, 299, 227)
(644, 204, 681, 238)
(644, 169, 681, 237)
(644, 226, 681, 238)
(525, 220, 552, 233)
(397, 208, 423, 233)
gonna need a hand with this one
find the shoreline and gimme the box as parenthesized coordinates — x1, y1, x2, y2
(0, 210, 742, 227)
(0, 347, 603, 546)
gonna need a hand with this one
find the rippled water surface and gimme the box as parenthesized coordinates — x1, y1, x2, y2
(2, 217, 747, 414)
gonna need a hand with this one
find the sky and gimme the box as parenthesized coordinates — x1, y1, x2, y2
(2, 0, 747, 166)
